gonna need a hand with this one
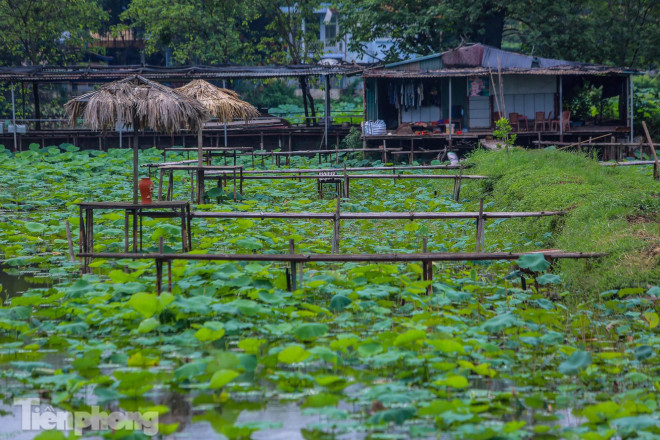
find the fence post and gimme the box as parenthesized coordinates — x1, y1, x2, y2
(641, 121, 660, 180)
(65, 220, 75, 262)
(452, 167, 464, 202)
(332, 197, 341, 253)
(289, 239, 297, 291)
(422, 237, 433, 295)
(155, 257, 163, 296)
(475, 197, 485, 252)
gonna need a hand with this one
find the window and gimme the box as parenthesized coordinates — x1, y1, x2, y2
(324, 15, 337, 42)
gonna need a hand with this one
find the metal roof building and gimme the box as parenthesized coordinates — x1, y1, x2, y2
(362, 44, 638, 141)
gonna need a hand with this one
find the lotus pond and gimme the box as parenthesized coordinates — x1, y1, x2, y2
(0, 144, 659, 440)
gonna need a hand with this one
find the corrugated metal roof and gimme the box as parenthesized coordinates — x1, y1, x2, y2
(362, 65, 636, 78)
(482, 46, 533, 68)
(375, 43, 637, 75)
(385, 53, 444, 69)
(0, 64, 364, 82)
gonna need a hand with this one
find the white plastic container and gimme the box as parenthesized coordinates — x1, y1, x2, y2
(7, 124, 27, 133)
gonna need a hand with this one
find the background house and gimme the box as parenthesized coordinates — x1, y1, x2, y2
(362, 44, 636, 140)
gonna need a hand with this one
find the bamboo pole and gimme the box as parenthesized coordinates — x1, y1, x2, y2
(289, 239, 297, 291)
(192, 210, 564, 220)
(78, 251, 607, 263)
(65, 220, 75, 262)
(641, 121, 660, 180)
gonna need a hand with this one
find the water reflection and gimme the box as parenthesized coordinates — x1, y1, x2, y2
(0, 266, 53, 300)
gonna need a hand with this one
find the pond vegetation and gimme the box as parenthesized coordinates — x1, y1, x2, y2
(0, 143, 658, 439)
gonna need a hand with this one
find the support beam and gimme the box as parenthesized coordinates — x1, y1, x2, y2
(11, 83, 17, 152)
(559, 76, 563, 142)
(630, 74, 634, 143)
(118, 114, 123, 149)
(79, 251, 607, 263)
(223, 79, 228, 147)
(324, 75, 330, 149)
(448, 77, 453, 142)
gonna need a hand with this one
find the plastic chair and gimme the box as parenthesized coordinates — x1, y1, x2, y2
(534, 111, 548, 131)
(509, 113, 521, 131)
(551, 111, 571, 132)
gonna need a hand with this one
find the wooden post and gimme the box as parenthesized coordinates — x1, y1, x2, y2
(78, 208, 85, 271)
(332, 197, 341, 253)
(157, 169, 165, 201)
(124, 210, 129, 252)
(641, 121, 660, 180)
(559, 76, 563, 143)
(65, 220, 75, 262)
(475, 197, 485, 252)
(197, 130, 203, 167)
(343, 166, 349, 198)
(289, 239, 297, 291)
(448, 77, 453, 143)
(132, 209, 138, 252)
(155, 258, 163, 295)
(630, 75, 634, 143)
(133, 128, 139, 205)
(452, 167, 464, 202)
(422, 237, 432, 295)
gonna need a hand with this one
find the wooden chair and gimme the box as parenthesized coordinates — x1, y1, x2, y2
(509, 112, 521, 131)
(534, 111, 548, 131)
(551, 111, 571, 132)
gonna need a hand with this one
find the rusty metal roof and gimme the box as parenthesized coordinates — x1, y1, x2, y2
(0, 64, 364, 83)
(376, 43, 638, 77)
(362, 64, 636, 78)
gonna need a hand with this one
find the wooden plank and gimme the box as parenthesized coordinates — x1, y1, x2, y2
(600, 160, 657, 167)
(199, 174, 488, 180)
(192, 210, 564, 220)
(78, 251, 606, 262)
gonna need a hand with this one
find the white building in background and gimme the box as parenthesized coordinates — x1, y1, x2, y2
(315, 5, 394, 65)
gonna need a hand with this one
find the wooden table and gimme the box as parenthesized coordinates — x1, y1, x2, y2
(77, 201, 191, 272)
(156, 165, 244, 204)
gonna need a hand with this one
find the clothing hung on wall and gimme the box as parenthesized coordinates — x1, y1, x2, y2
(388, 81, 426, 111)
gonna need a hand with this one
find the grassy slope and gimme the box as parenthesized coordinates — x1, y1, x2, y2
(464, 148, 659, 294)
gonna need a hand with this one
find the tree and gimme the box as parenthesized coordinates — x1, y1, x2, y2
(0, 0, 107, 128)
(336, 0, 660, 69)
(335, 0, 509, 62)
(585, 0, 660, 68)
(253, 0, 323, 124)
(121, 0, 257, 65)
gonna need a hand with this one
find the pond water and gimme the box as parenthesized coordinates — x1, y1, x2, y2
(0, 266, 54, 300)
(0, 398, 343, 440)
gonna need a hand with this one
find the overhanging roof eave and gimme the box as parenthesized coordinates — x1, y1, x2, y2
(0, 64, 364, 83)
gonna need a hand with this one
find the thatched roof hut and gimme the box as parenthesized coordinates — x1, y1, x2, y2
(65, 75, 209, 204)
(174, 79, 259, 123)
(65, 75, 208, 132)
(174, 79, 260, 175)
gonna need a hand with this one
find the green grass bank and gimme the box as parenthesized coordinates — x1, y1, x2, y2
(465, 148, 659, 295)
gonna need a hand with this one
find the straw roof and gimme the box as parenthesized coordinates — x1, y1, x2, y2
(174, 79, 260, 123)
(65, 75, 209, 133)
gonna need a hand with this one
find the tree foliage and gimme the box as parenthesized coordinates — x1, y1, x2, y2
(121, 0, 257, 64)
(335, 0, 660, 68)
(253, 0, 322, 65)
(0, 0, 107, 65)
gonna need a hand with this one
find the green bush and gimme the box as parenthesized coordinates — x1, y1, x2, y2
(465, 148, 660, 296)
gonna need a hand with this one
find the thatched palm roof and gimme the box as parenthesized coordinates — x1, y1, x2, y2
(174, 79, 259, 123)
(65, 75, 209, 132)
